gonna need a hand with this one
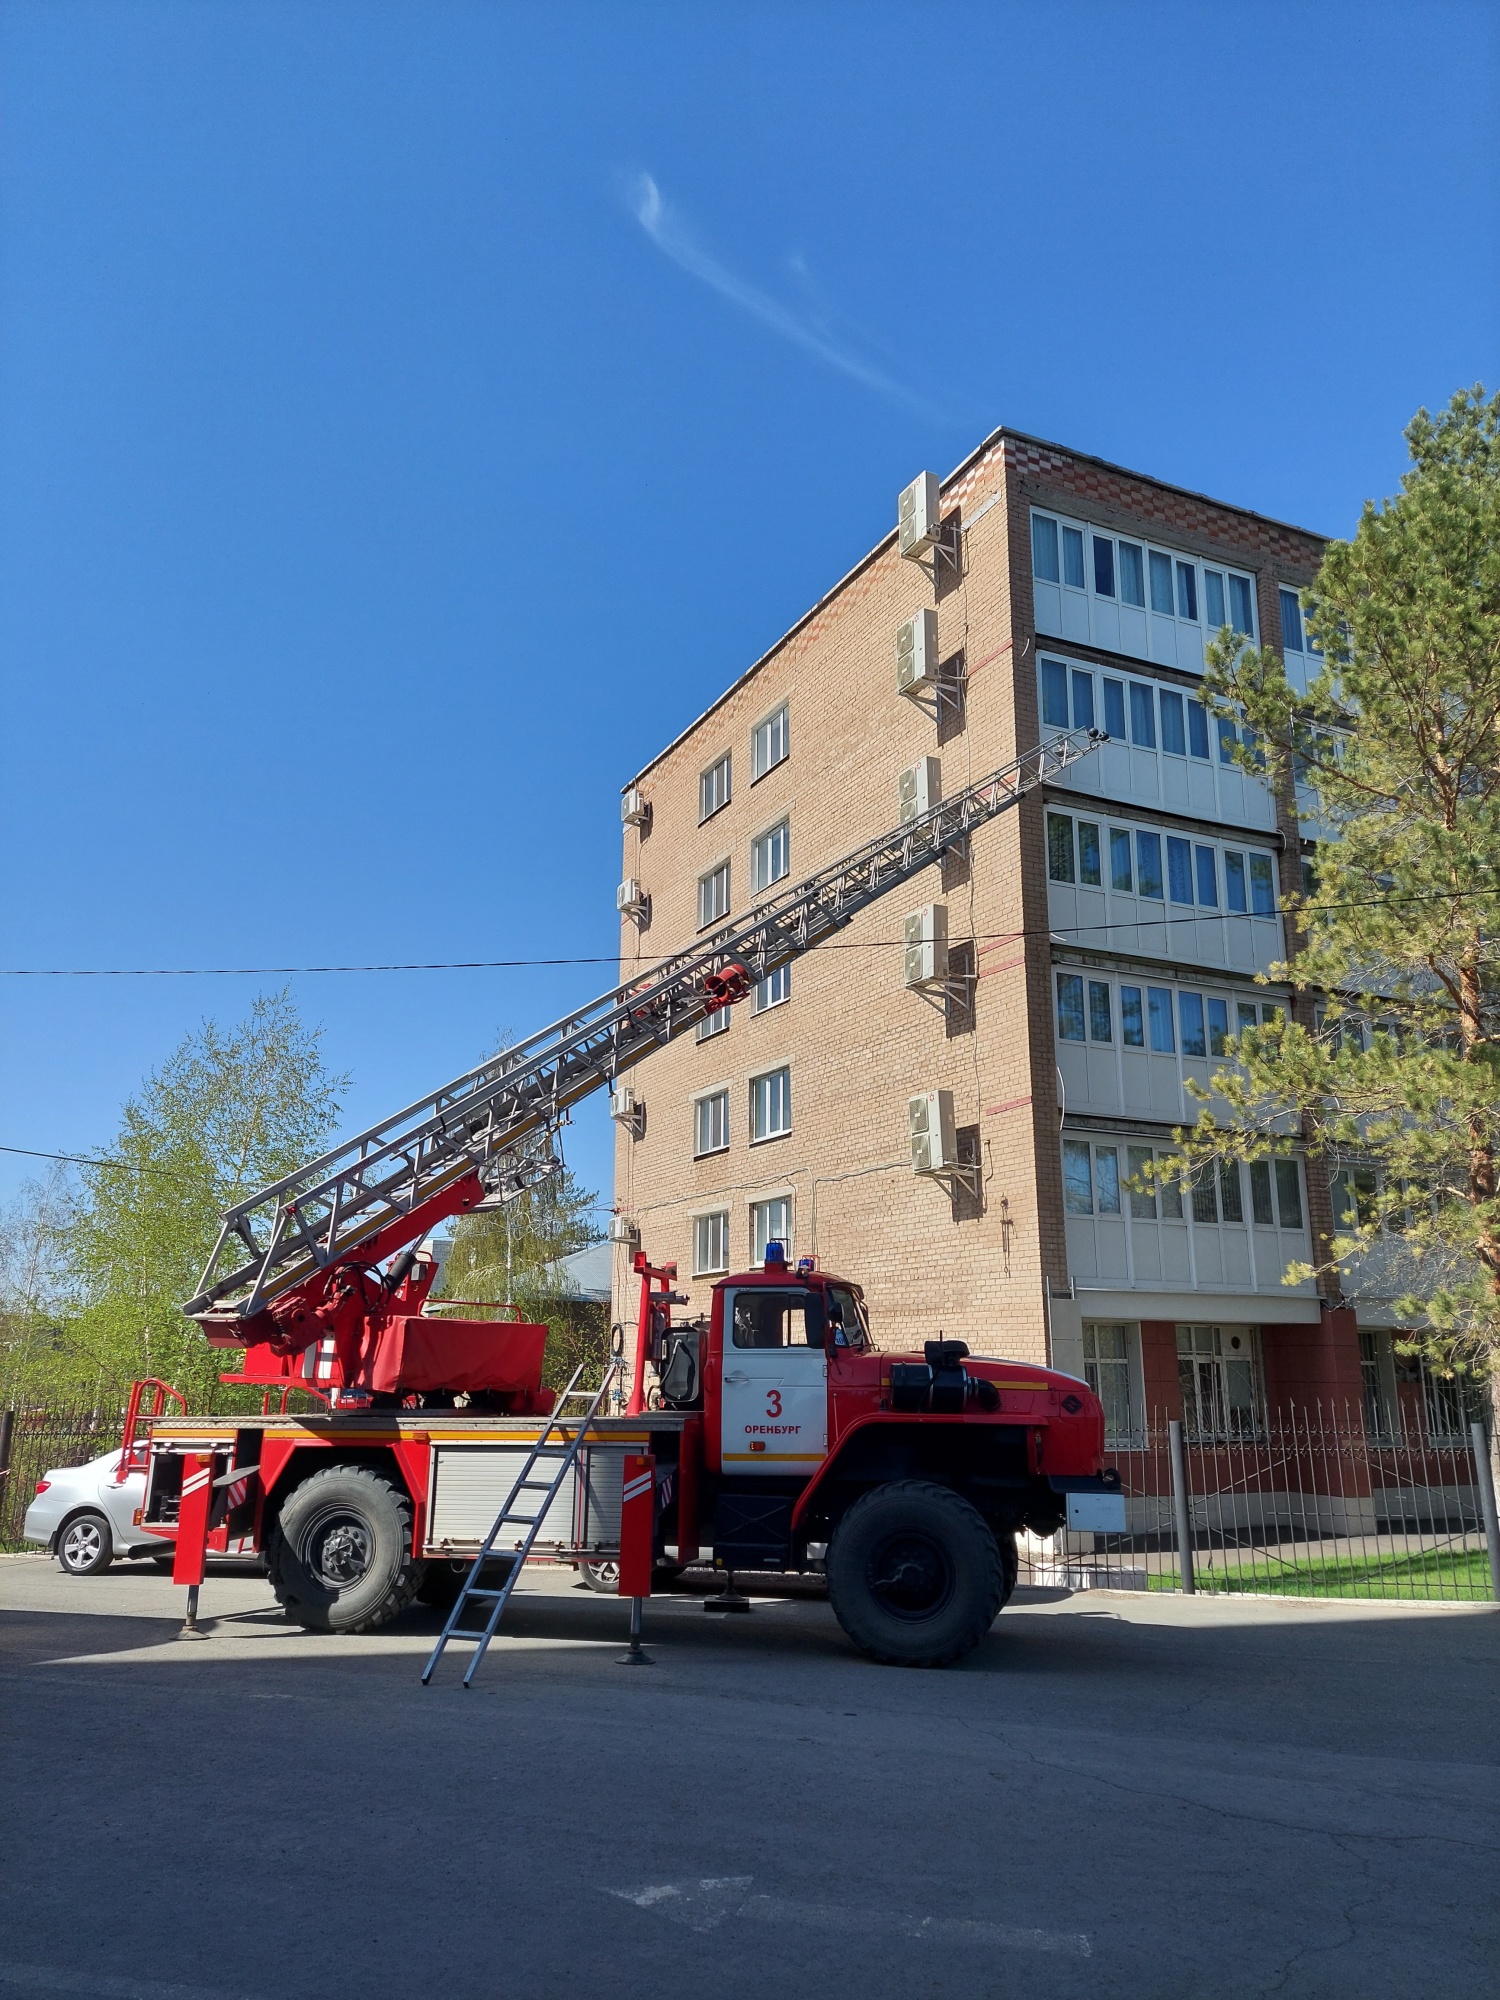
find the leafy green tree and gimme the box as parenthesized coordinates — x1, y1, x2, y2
(439, 1162, 609, 1394)
(1176, 385, 1500, 1380)
(60, 990, 346, 1405)
(0, 1165, 81, 1408)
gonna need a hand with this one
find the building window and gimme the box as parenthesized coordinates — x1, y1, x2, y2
(1279, 587, 1305, 655)
(1045, 810, 1279, 922)
(1178, 990, 1206, 1057)
(694, 1089, 729, 1158)
(750, 1066, 792, 1142)
(1110, 828, 1133, 892)
(1032, 513, 1060, 583)
(696, 1007, 729, 1043)
(1177, 1325, 1261, 1438)
(750, 1196, 792, 1263)
(1062, 1139, 1094, 1213)
(1149, 549, 1175, 615)
(753, 963, 791, 1013)
(1083, 1322, 1136, 1440)
(699, 753, 731, 822)
(1228, 574, 1256, 637)
(1273, 1158, 1303, 1229)
(751, 703, 789, 781)
(1167, 836, 1193, 904)
(693, 1210, 729, 1276)
(1088, 978, 1113, 1043)
(1092, 535, 1115, 597)
(751, 818, 790, 895)
(698, 860, 729, 929)
(1077, 820, 1102, 886)
(1056, 972, 1085, 1042)
(1047, 813, 1076, 883)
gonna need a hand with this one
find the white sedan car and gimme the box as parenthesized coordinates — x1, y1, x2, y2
(22, 1447, 170, 1574)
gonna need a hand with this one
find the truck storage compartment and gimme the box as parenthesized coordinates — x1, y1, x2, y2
(426, 1443, 627, 1555)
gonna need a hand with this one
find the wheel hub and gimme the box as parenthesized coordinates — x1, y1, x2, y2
(867, 1531, 955, 1620)
(307, 1514, 372, 1587)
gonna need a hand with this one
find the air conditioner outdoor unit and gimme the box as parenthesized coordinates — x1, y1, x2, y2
(896, 609, 939, 695)
(609, 1085, 639, 1123)
(608, 1214, 640, 1245)
(903, 904, 949, 987)
(909, 1089, 958, 1174)
(898, 756, 941, 824)
(621, 787, 650, 829)
(898, 472, 942, 560)
(616, 878, 649, 919)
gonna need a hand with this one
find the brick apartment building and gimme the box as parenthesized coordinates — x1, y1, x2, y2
(608, 425, 1416, 1442)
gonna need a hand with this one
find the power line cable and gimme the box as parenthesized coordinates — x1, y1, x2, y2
(2, 883, 1497, 979)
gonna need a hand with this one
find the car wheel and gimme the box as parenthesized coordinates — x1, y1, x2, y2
(827, 1481, 1004, 1668)
(266, 1465, 420, 1634)
(57, 1512, 113, 1576)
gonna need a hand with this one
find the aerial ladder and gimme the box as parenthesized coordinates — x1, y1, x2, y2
(183, 724, 1103, 1363)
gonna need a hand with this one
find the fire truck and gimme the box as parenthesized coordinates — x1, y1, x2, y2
(133, 723, 1124, 1671)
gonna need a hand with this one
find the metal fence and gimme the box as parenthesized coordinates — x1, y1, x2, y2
(0, 1405, 116, 1551)
(4, 1394, 1498, 1599)
(1019, 1403, 1500, 1601)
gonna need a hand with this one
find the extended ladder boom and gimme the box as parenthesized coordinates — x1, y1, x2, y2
(184, 726, 1102, 1329)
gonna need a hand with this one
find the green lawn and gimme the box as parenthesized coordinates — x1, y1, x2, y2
(1145, 1546, 1495, 1600)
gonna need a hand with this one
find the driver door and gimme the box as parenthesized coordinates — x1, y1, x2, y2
(720, 1287, 828, 1477)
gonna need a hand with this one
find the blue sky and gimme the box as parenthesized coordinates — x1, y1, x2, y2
(2, 0, 1496, 1218)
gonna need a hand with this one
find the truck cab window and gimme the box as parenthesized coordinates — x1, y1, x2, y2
(730, 1290, 825, 1347)
(826, 1286, 870, 1351)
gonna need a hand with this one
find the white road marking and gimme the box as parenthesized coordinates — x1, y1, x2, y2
(605, 1879, 1091, 1954)
(0, 1965, 253, 2000)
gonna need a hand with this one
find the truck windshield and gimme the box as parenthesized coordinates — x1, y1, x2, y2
(827, 1286, 870, 1351)
(730, 1290, 825, 1348)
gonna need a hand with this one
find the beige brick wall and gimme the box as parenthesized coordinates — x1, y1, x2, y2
(608, 429, 1327, 1376)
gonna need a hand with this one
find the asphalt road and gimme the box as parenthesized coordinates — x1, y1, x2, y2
(1, 1554, 1496, 2000)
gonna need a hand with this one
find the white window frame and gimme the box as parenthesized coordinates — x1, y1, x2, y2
(699, 752, 732, 823)
(696, 1006, 730, 1043)
(1177, 1324, 1264, 1440)
(1030, 506, 1258, 663)
(749, 1065, 792, 1143)
(750, 817, 790, 896)
(698, 859, 730, 930)
(693, 1086, 730, 1158)
(753, 963, 791, 1013)
(749, 1193, 793, 1264)
(1044, 808, 1279, 920)
(1081, 1320, 1140, 1443)
(751, 702, 789, 782)
(692, 1209, 730, 1276)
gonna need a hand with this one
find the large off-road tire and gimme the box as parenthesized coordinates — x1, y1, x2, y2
(267, 1465, 421, 1634)
(827, 1481, 1004, 1668)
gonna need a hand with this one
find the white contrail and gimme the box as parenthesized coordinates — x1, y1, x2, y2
(627, 172, 932, 417)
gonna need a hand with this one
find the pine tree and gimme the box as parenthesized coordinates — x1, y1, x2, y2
(1173, 386, 1500, 1383)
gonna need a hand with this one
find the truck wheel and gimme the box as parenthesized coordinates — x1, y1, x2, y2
(267, 1466, 420, 1634)
(57, 1512, 113, 1576)
(827, 1481, 1004, 1668)
(578, 1558, 619, 1594)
